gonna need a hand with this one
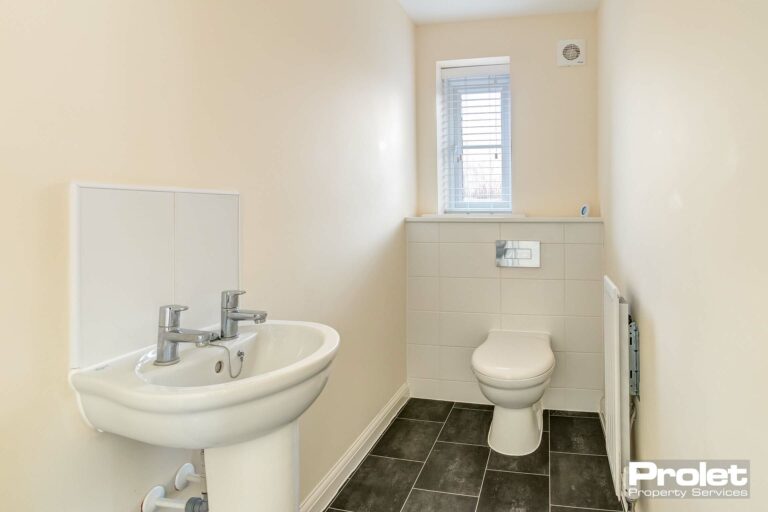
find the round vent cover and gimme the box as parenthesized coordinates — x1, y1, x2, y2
(562, 43, 581, 61)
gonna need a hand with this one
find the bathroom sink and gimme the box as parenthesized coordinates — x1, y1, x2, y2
(70, 320, 340, 449)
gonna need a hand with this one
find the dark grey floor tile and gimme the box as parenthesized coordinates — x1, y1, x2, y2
(401, 489, 477, 512)
(550, 416, 607, 455)
(543, 409, 550, 432)
(550, 409, 599, 418)
(331, 455, 422, 512)
(415, 441, 489, 496)
(371, 418, 441, 461)
(487, 432, 549, 475)
(550, 452, 622, 510)
(438, 408, 492, 446)
(476, 470, 549, 512)
(399, 398, 454, 422)
(453, 402, 493, 411)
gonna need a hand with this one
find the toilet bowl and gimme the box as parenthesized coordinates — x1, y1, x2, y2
(471, 330, 555, 456)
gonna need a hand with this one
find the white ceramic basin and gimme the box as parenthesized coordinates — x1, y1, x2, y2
(70, 320, 340, 449)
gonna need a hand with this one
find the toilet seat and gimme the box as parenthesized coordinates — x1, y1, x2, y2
(472, 331, 555, 382)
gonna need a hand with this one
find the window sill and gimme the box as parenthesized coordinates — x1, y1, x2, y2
(405, 214, 603, 223)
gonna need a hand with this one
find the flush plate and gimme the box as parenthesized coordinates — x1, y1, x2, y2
(496, 240, 541, 268)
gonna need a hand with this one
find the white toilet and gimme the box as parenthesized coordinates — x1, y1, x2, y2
(471, 330, 555, 456)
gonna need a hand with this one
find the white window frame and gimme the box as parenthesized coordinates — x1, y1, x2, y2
(435, 56, 512, 214)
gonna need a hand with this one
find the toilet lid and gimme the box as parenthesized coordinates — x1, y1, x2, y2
(473, 331, 555, 381)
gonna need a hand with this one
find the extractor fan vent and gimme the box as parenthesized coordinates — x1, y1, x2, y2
(557, 39, 586, 66)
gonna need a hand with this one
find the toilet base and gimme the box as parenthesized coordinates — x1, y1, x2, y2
(487, 401, 544, 456)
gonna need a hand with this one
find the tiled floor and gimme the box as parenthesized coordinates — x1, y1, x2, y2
(327, 398, 622, 512)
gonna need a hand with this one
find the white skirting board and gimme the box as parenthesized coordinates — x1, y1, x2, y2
(300, 383, 410, 512)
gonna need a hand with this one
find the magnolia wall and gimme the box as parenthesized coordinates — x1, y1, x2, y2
(415, 12, 598, 215)
(598, 1, 768, 509)
(0, 0, 414, 509)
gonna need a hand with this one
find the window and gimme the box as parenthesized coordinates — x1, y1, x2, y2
(438, 60, 511, 213)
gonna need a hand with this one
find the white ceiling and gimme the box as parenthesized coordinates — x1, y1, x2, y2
(399, 0, 599, 24)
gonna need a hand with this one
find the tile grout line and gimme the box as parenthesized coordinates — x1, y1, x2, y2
(411, 486, 479, 499)
(397, 402, 455, 512)
(368, 454, 429, 464)
(473, 433, 493, 512)
(472, 381, 497, 512)
(551, 505, 623, 512)
(497, 221, 503, 322)
(437, 439, 489, 448)
(550, 450, 608, 457)
(549, 412, 600, 418)
(453, 405, 494, 411)
(397, 417, 445, 424)
(485, 468, 548, 477)
(406, 308, 601, 319)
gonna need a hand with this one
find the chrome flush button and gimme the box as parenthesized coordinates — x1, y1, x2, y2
(496, 240, 541, 268)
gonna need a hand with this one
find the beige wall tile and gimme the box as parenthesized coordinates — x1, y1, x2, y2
(565, 316, 602, 352)
(440, 277, 500, 313)
(439, 346, 476, 382)
(565, 244, 604, 280)
(408, 242, 439, 277)
(408, 378, 441, 399)
(565, 280, 602, 316)
(499, 222, 564, 243)
(408, 277, 439, 311)
(407, 344, 439, 379)
(501, 279, 565, 315)
(441, 312, 500, 347)
(501, 315, 566, 351)
(439, 222, 500, 243)
(440, 243, 499, 278)
(438, 380, 490, 404)
(407, 222, 439, 242)
(407, 311, 439, 345)
(565, 352, 604, 389)
(564, 223, 604, 244)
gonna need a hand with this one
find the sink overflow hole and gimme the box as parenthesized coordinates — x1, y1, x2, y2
(215, 361, 223, 373)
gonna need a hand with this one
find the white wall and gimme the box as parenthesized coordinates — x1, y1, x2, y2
(598, 1, 768, 509)
(406, 219, 604, 411)
(415, 13, 598, 216)
(0, 0, 415, 509)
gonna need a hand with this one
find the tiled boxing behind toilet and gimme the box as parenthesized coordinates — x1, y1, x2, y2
(406, 219, 604, 411)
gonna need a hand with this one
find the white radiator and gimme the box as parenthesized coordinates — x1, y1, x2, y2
(602, 276, 632, 508)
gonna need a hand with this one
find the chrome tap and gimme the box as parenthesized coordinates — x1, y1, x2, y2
(155, 305, 220, 366)
(220, 290, 267, 339)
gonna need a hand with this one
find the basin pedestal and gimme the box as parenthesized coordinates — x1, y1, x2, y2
(206, 422, 299, 512)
